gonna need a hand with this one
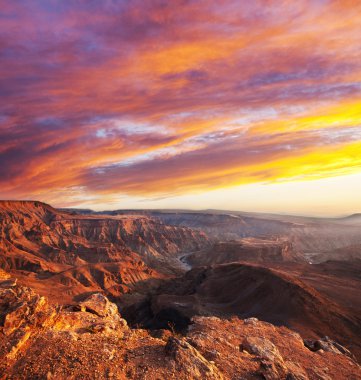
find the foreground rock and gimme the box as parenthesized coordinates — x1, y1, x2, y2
(0, 273, 360, 379)
(304, 336, 357, 360)
(145, 262, 361, 360)
(165, 336, 223, 379)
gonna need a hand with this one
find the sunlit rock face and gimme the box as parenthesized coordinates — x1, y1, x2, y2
(0, 201, 209, 302)
(0, 273, 360, 379)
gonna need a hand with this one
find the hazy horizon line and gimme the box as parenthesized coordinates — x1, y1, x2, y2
(1, 199, 359, 219)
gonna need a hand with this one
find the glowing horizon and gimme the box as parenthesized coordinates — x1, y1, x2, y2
(1, 1, 361, 215)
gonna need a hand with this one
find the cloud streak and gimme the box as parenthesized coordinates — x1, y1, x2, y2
(0, 0, 361, 207)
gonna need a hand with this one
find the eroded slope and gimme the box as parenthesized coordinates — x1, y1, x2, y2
(133, 262, 361, 360)
(0, 201, 209, 302)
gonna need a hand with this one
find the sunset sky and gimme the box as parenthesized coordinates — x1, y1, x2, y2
(1, 0, 361, 216)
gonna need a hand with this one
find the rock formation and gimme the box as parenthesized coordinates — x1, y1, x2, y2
(1, 201, 361, 379)
(185, 237, 305, 266)
(1, 271, 360, 379)
(0, 201, 209, 302)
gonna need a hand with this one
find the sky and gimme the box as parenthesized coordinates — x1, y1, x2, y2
(0, 0, 361, 216)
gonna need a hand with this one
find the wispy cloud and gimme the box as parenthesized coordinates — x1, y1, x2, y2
(0, 0, 361, 206)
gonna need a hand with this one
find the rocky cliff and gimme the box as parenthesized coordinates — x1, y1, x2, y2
(0, 201, 208, 267)
(185, 237, 305, 266)
(0, 201, 209, 302)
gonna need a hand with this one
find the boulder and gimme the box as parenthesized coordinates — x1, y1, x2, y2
(165, 336, 223, 379)
(0, 280, 56, 361)
(78, 293, 119, 318)
(304, 336, 355, 360)
(244, 317, 259, 325)
(240, 336, 284, 363)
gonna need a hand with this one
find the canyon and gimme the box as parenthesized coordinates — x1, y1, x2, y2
(0, 201, 361, 379)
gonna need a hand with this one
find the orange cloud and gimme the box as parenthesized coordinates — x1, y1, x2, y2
(0, 0, 361, 209)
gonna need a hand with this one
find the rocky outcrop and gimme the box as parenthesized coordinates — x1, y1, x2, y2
(77, 293, 119, 317)
(184, 316, 360, 380)
(165, 336, 224, 379)
(304, 336, 357, 360)
(241, 336, 284, 362)
(0, 270, 57, 361)
(0, 272, 128, 370)
(0, 275, 360, 379)
(240, 335, 311, 379)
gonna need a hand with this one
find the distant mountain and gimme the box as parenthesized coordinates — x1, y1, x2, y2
(90, 209, 361, 262)
(336, 213, 361, 225)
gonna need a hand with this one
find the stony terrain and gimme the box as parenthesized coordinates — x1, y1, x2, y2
(1, 201, 361, 379)
(1, 270, 360, 380)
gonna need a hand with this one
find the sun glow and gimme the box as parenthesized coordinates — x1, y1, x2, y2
(1, 1, 361, 214)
